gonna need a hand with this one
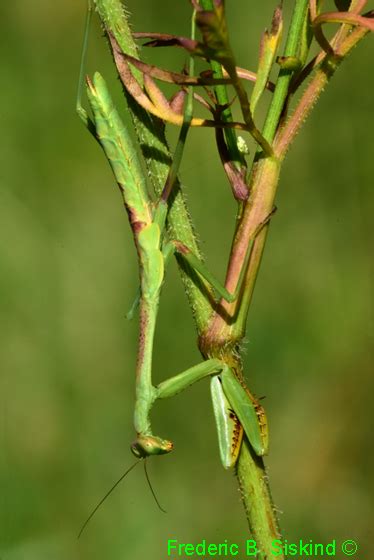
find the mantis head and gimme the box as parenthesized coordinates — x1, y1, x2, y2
(131, 435, 174, 458)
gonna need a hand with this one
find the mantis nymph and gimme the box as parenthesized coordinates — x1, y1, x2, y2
(77, 1, 270, 528)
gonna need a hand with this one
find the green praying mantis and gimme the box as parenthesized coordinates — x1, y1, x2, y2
(77, 0, 272, 529)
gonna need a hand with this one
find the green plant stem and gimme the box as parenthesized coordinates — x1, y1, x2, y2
(237, 441, 282, 559)
(200, 156, 282, 560)
(262, 0, 310, 143)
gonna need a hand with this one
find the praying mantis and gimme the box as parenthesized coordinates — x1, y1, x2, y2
(77, 1, 270, 487)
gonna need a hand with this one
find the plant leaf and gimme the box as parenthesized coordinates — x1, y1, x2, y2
(250, 5, 283, 115)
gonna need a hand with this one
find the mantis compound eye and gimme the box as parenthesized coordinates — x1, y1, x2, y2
(131, 435, 174, 458)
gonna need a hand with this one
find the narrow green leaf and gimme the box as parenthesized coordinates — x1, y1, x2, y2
(250, 5, 283, 115)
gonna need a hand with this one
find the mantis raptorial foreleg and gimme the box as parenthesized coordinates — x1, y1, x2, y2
(211, 376, 243, 468)
(156, 358, 268, 464)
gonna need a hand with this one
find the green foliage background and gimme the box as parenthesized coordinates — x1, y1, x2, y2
(1, 1, 373, 559)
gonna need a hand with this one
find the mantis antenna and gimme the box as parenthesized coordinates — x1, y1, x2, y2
(78, 459, 141, 539)
(143, 460, 167, 514)
(77, 458, 167, 538)
(76, 0, 94, 130)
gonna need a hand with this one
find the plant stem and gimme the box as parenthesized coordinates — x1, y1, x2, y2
(237, 441, 282, 559)
(199, 156, 282, 560)
(262, 0, 310, 144)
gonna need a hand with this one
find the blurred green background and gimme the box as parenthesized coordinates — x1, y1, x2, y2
(1, 1, 373, 559)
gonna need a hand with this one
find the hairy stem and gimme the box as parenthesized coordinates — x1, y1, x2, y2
(262, 0, 310, 143)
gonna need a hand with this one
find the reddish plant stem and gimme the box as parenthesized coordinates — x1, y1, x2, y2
(200, 23, 370, 357)
(199, 156, 280, 355)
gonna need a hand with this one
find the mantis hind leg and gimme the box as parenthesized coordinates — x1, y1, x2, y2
(156, 357, 268, 464)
